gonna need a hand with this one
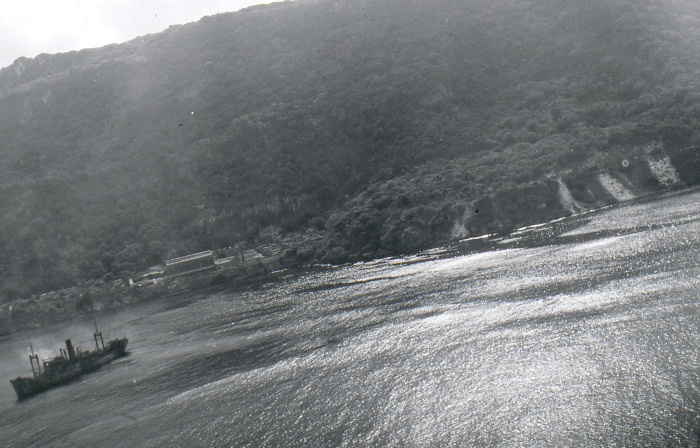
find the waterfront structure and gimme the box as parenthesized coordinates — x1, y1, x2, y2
(164, 250, 217, 277)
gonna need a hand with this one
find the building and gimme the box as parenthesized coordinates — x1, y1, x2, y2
(164, 250, 216, 277)
(129, 265, 166, 287)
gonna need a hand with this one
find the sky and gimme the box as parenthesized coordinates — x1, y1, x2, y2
(0, 0, 264, 69)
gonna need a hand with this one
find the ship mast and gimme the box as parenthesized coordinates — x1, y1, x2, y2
(93, 317, 104, 351)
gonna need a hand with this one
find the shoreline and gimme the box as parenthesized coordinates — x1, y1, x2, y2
(3, 185, 699, 338)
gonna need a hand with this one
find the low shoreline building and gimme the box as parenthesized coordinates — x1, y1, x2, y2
(164, 250, 216, 277)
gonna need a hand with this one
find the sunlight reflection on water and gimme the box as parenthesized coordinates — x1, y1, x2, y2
(2, 190, 700, 447)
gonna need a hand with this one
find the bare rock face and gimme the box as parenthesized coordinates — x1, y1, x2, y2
(319, 140, 698, 264)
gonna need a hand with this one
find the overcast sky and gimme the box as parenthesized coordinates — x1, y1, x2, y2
(0, 0, 264, 69)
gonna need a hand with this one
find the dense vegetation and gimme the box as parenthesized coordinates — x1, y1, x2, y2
(2, 0, 700, 299)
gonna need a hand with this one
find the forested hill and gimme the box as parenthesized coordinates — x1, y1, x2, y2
(2, 0, 700, 299)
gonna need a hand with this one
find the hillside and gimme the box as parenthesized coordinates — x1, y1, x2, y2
(2, 0, 700, 299)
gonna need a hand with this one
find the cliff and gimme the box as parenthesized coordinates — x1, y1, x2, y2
(319, 141, 700, 262)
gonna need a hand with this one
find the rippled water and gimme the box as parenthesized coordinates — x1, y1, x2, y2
(2, 189, 700, 447)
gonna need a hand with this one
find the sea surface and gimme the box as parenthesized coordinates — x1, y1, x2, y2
(2, 189, 700, 447)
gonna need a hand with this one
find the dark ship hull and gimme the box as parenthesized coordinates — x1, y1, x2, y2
(11, 338, 128, 401)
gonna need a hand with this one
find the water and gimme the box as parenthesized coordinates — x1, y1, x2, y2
(2, 189, 700, 447)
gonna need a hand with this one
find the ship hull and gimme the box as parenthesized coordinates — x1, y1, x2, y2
(10, 338, 128, 401)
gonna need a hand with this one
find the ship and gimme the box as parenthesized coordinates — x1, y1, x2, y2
(10, 325, 128, 401)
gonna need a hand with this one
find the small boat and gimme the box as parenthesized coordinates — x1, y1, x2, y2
(10, 325, 128, 401)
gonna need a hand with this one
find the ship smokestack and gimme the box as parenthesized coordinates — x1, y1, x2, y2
(65, 339, 76, 360)
(29, 344, 41, 377)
